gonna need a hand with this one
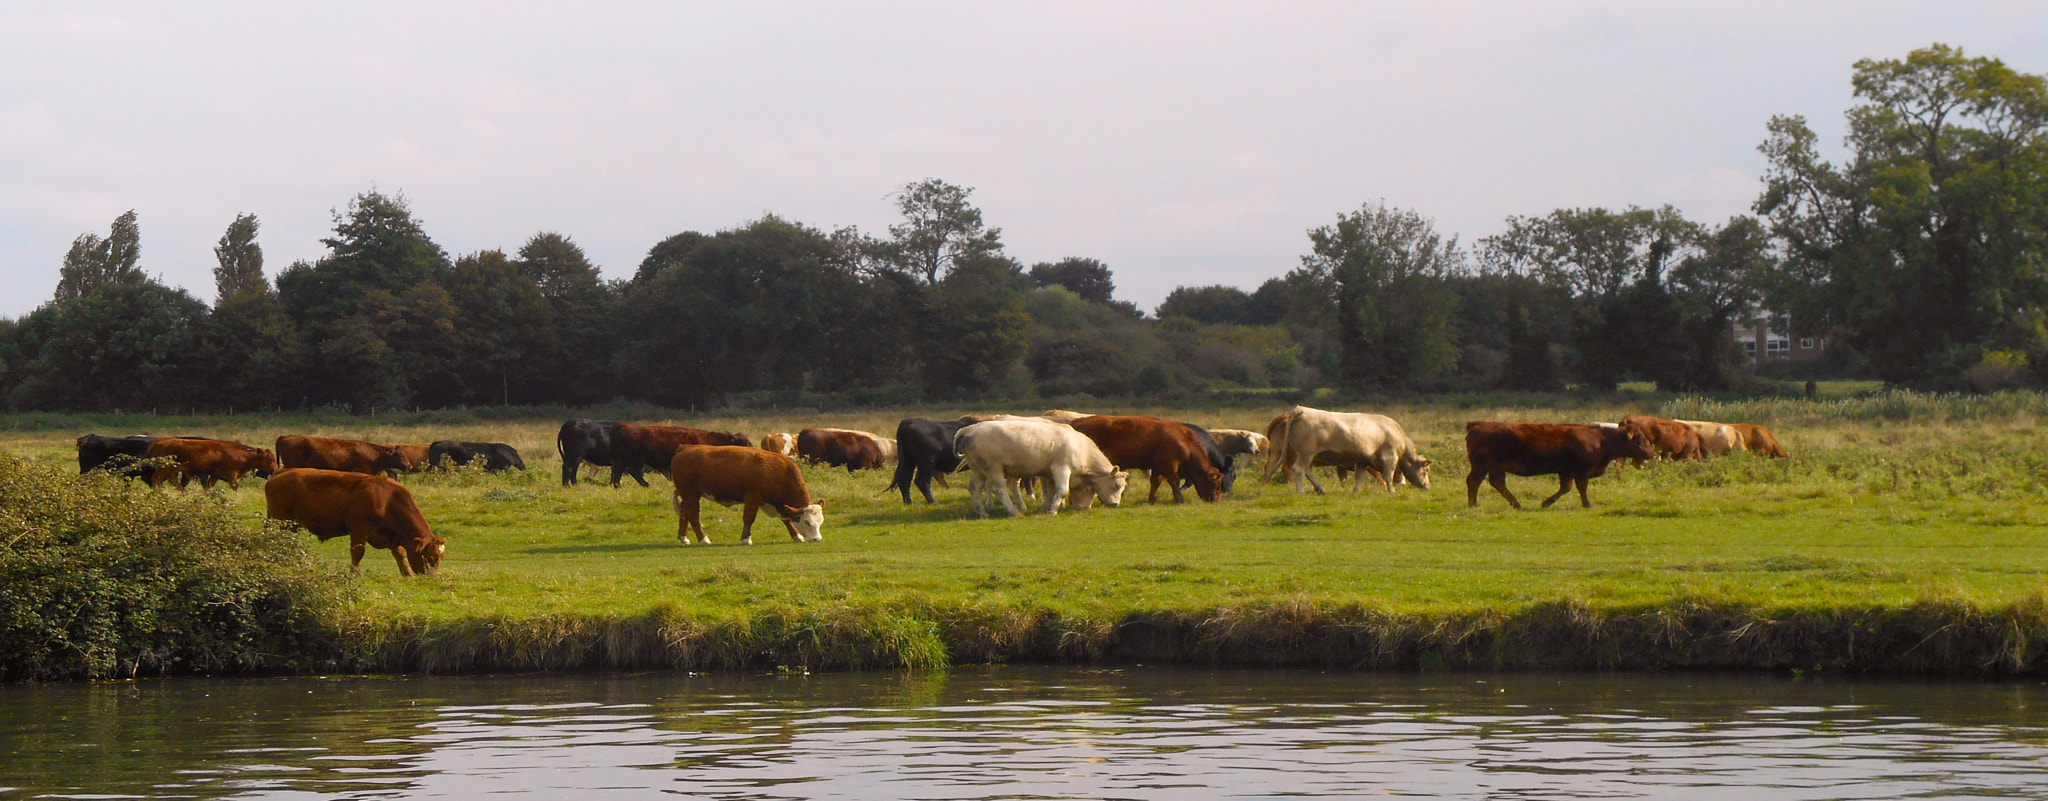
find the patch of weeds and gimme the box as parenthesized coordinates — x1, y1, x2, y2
(1268, 513, 1332, 527)
(482, 488, 542, 503)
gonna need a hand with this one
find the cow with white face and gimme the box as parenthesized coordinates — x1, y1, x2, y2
(1265, 405, 1432, 494)
(955, 420, 1128, 517)
(759, 432, 798, 459)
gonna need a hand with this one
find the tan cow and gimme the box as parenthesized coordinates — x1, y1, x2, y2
(954, 419, 1128, 518)
(1673, 419, 1747, 457)
(1730, 423, 1790, 457)
(1265, 406, 1431, 494)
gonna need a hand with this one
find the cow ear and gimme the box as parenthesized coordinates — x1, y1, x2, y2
(813, 498, 827, 507)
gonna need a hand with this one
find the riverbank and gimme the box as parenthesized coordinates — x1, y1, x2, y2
(5, 395, 2046, 678)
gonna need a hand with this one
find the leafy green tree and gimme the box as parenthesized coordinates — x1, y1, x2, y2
(515, 232, 614, 403)
(1301, 202, 1465, 390)
(212, 213, 265, 301)
(202, 213, 299, 410)
(1756, 44, 2048, 386)
(1496, 297, 1561, 391)
(10, 282, 209, 412)
(276, 190, 451, 324)
(449, 249, 557, 405)
(882, 179, 1003, 284)
(355, 284, 465, 409)
(1157, 285, 1257, 325)
(54, 210, 145, 302)
(919, 253, 1030, 399)
(276, 189, 452, 407)
(1029, 258, 1117, 304)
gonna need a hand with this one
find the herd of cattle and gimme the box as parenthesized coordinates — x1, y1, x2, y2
(68, 408, 1787, 577)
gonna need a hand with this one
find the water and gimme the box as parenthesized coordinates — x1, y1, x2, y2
(3, 667, 2045, 799)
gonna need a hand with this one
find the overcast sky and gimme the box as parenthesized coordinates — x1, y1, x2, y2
(2, 2, 2044, 317)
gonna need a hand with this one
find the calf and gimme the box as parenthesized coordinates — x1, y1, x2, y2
(426, 440, 527, 472)
(887, 418, 969, 503)
(265, 468, 446, 576)
(1069, 415, 1222, 503)
(669, 445, 824, 545)
(276, 435, 413, 476)
(1465, 421, 1656, 509)
(145, 438, 277, 490)
(796, 428, 889, 472)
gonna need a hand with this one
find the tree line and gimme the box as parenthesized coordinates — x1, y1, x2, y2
(1, 44, 2042, 413)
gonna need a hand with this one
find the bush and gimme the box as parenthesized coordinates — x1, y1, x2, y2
(0, 456, 344, 681)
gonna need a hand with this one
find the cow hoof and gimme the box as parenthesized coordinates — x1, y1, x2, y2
(740, 537, 753, 546)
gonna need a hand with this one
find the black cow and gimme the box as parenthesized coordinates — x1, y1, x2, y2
(1181, 423, 1238, 495)
(556, 419, 618, 486)
(427, 440, 527, 472)
(886, 418, 970, 504)
(77, 434, 158, 479)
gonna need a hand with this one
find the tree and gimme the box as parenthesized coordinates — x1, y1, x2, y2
(449, 249, 556, 405)
(213, 213, 265, 302)
(1029, 257, 1117, 304)
(1157, 285, 1257, 325)
(1300, 202, 1465, 390)
(276, 189, 451, 324)
(515, 232, 614, 403)
(1756, 44, 2048, 386)
(54, 210, 145, 302)
(918, 253, 1031, 399)
(10, 282, 209, 411)
(882, 179, 1003, 284)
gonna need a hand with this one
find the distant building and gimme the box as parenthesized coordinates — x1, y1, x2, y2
(1732, 310, 1826, 363)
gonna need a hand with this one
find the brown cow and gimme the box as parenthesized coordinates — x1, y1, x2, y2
(760, 432, 798, 459)
(264, 468, 446, 576)
(1068, 415, 1223, 503)
(796, 428, 888, 472)
(393, 443, 433, 471)
(607, 424, 753, 488)
(669, 445, 824, 545)
(1618, 415, 1704, 465)
(276, 435, 414, 476)
(1465, 421, 1658, 509)
(1730, 423, 1790, 457)
(144, 438, 277, 490)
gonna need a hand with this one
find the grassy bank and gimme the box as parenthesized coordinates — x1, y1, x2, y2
(3, 394, 2045, 677)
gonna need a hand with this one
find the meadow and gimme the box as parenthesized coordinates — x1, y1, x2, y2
(4, 391, 2046, 676)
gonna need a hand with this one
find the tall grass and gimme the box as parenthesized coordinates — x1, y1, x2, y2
(1663, 389, 2048, 424)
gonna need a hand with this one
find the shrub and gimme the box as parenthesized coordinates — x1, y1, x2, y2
(0, 456, 344, 681)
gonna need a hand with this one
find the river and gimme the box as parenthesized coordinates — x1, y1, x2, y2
(2, 668, 2044, 799)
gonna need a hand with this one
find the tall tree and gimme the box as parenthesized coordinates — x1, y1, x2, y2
(276, 189, 451, 324)
(54, 210, 145, 302)
(10, 281, 209, 412)
(515, 232, 613, 403)
(1029, 258, 1117, 304)
(1157, 285, 1257, 325)
(883, 178, 1003, 284)
(212, 213, 265, 301)
(275, 189, 451, 407)
(1756, 44, 2048, 385)
(1300, 202, 1465, 390)
(202, 213, 298, 409)
(448, 249, 556, 405)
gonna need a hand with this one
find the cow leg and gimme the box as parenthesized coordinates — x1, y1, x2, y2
(740, 500, 758, 546)
(1489, 471, 1522, 510)
(561, 455, 579, 487)
(1295, 459, 1327, 495)
(914, 466, 937, 504)
(1541, 475, 1573, 508)
(349, 539, 368, 575)
(390, 546, 415, 577)
(968, 470, 990, 518)
(996, 469, 1027, 518)
(1376, 453, 1398, 493)
(1575, 474, 1592, 508)
(1466, 469, 1484, 507)
(630, 465, 650, 488)
(1045, 468, 1071, 515)
(686, 490, 710, 544)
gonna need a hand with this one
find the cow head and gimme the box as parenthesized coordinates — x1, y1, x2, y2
(252, 448, 279, 478)
(783, 503, 825, 542)
(406, 535, 448, 576)
(1605, 425, 1659, 463)
(372, 446, 414, 475)
(718, 432, 753, 448)
(1086, 470, 1130, 508)
(1400, 455, 1432, 490)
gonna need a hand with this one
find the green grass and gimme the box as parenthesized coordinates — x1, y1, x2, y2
(5, 398, 2047, 674)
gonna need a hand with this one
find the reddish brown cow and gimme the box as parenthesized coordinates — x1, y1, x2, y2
(1618, 415, 1704, 464)
(1730, 423, 1790, 458)
(796, 428, 887, 472)
(264, 468, 446, 576)
(276, 435, 414, 476)
(607, 424, 753, 488)
(144, 438, 277, 490)
(669, 445, 825, 545)
(1068, 415, 1223, 503)
(393, 443, 433, 471)
(1465, 422, 1657, 509)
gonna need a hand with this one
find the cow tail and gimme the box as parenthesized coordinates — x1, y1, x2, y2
(1264, 412, 1295, 480)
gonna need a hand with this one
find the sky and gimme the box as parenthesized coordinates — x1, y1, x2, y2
(2, 2, 2045, 317)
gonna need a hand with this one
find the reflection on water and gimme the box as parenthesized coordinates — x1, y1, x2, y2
(2, 668, 2046, 799)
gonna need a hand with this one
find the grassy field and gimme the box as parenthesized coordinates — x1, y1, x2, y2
(5, 394, 2047, 674)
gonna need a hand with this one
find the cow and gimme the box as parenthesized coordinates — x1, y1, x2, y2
(1730, 423, 1790, 458)
(760, 432, 799, 459)
(669, 445, 824, 545)
(77, 434, 160, 480)
(605, 423, 753, 488)
(144, 438, 277, 490)
(1181, 424, 1239, 495)
(954, 419, 1129, 517)
(425, 440, 527, 472)
(1068, 415, 1223, 503)
(796, 428, 890, 472)
(1618, 415, 1705, 465)
(557, 418, 617, 486)
(1039, 409, 1094, 424)
(1265, 406, 1432, 494)
(1673, 419, 1747, 457)
(1208, 429, 1269, 458)
(392, 443, 433, 472)
(276, 435, 413, 477)
(264, 468, 446, 576)
(1465, 421, 1657, 509)
(887, 418, 971, 503)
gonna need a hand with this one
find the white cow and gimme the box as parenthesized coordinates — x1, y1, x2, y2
(1673, 419, 1747, 457)
(1264, 406, 1432, 494)
(955, 420, 1128, 517)
(1207, 428, 1269, 457)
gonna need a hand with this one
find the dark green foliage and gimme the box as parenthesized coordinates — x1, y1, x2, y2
(212, 213, 265, 302)
(448, 250, 557, 406)
(1157, 285, 1258, 325)
(882, 178, 1004, 284)
(919, 254, 1030, 399)
(1028, 257, 1119, 305)
(9, 282, 211, 412)
(0, 456, 341, 681)
(277, 190, 451, 325)
(1497, 299, 1561, 391)
(54, 210, 145, 303)
(1301, 202, 1464, 391)
(514, 233, 614, 404)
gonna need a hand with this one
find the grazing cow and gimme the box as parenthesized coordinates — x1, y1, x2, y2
(276, 435, 413, 476)
(1673, 420, 1747, 457)
(1618, 415, 1705, 464)
(1730, 423, 1790, 458)
(556, 418, 617, 486)
(77, 434, 160, 480)
(144, 438, 277, 490)
(954, 420, 1128, 517)
(796, 428, 890, 472)
(265, 468, 446, 576)
(1265, 406, 1432, 494)
(426, 440, 527, 472)
(669, 445, 824, 545)
(1039, 409, 1094, 424)
(1068, 415, 1223, 503)
(605, 423, 753, 488)
(1208, 429, 1269, 458)
(1181, 424, 1239, 495)
(1465, 421, 1657, 509)
(760, 432, 799, 459)
(392, 443, 433, 472)
(888, 418, 970, 503)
